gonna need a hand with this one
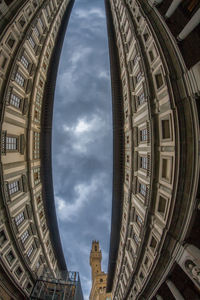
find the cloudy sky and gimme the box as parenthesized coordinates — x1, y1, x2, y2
(52, 0, 112, 298)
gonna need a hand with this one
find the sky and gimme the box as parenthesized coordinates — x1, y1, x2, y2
(52, 0, 112, 298)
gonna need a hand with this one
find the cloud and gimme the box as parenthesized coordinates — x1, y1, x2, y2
(56, 176, 100, 222)
(52, 0, 112, 298)
(75, 8, 105, 19)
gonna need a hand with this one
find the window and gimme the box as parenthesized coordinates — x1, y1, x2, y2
(149, 236, 157, 250)
(19, 17, 26, 28)
(155, 73, 164, 89)
(34, 108, 40, 123)
(126, 155, 130, 163)
(157, 195, 167, 216)
(15, 72, 25, 87)
(140, 128, 148, 142)
(33, 132, 40, 159)
(39, 210, 44, 219)
(36, 195, 42, 205)
(10, 93, 21, 108)
(126, 173, 129, 182)
(126, 135, 130, 144)
(28, 36, 36, 49)
(15, 212, 25, 226)
(143, 32, 149, 42)
(27, 245, 34, 258)
(149, 50, 154, 62)
(0, 53, 7, 69)
(0, 230, 7, 247)
(33, 26, 40, 37)
(33, 168, 40, 185)
(137, 92, 145, 106)
(136, 71, 142, 84)
(26, 282, 32, 292)
(38, 18, 44, 29)
(6, 136, 18, 151)
(139, 183, 146, 197)
(161, 158, 171, 181)
(139, 271, 144, 281)
(42, 224, 46, 232)
(133, 233, 139, 245)
(20, 54, 29, 69)
(7, 37, 15, 49)
(8, 181, 20, 195)
(136, 214, 143, 227)
(21, 230, 29, 244)
(15, 266, 23, 278)
(140, 156, 147, 169)
(6, 250, 15, 265)
(161, 119, 171, 139)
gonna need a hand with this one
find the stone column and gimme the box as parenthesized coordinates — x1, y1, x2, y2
(156, 295, 163, 300)
(166, 280, 185, 300)
(165, 0, 183, 18)
(177, 8, 200, 41)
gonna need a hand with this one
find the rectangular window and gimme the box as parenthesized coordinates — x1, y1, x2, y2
(161, 158, 171, 181)
(6, 136, 18, 150)
(7, 36, 16, 49)
(140, 156, 148, 169)
(33, 26, 40, 37)
(21, 230, 29, 244)
(149, 236, 157, 250)
(38, 18, 44, 29)
(140, 128, 148, 142)
(15, 72, 25, 87)
(136, 214, 143, 227)
(136, 71, 142, 84)
(10, 93, 21, 108)
(20, 54, 29, 69)
(133, 233, 139, 245)
(8, 181, 20, 195)
(15, 212, 25, 226)
(161, 119, 170, 139)
(28, 36, 36, 49)
(137, 92, 145, 106)
(157, 195, 167, 216)
(33, 132, 40, 159)
(0, 230, 7, 247)
(139, 183, 146, 197)
(155, 73, 164, 89)
(33, 168, 40, 185)
(36, 91, 42, 107)
(6, 250, 15, 265)
(27, 245, 34, 258)
(15, 266, 23, 278)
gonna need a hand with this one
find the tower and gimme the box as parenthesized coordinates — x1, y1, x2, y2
(90, 241, 102, 281)
(89, 241, 112, 300)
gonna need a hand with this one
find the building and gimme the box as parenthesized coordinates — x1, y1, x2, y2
(89, 241, 112, 300)
(0, 0, 83, 299)
(105, 0, 200, 299)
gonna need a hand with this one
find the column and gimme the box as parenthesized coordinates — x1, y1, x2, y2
(165, 0, 183, 19)
(177, 8, 200, 41)
(156, 295, 163, 300)
(166, 280, 185, 300)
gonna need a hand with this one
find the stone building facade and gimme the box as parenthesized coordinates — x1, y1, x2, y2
(105, 0, 200, 299)
(0, 0, 74, 298)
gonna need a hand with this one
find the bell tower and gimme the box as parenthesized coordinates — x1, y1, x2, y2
(90, 240, 102, 281)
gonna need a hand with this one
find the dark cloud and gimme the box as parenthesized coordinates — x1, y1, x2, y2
(52, 0, 112, 298)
